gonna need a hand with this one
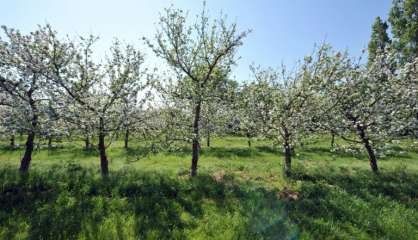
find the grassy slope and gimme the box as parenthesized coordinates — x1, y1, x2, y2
(0, 136, 417, 239)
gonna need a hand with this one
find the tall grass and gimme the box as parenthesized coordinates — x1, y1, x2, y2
(0, 136, 417, 239)
(0, 164, 297, 239)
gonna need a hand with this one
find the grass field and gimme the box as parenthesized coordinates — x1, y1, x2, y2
(0, 136, 417, 239)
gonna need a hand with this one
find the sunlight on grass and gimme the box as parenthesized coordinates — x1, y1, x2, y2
(0, 136, 417, 239)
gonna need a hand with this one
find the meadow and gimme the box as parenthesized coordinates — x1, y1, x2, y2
(0, 136, 417, 240)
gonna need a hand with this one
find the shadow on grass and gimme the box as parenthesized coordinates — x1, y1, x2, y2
(118, 145, 268, 160)
(201, 147, 263, 159)
(255, 146, 280, 154)
(0, 164, 298, 240)
(286, 166, 418, 239)
(0, 145, 21, 152)
(300, 146, 366, 160)
(301, 145, 415, 161)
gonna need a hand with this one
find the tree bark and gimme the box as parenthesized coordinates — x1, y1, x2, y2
(206, 130, 210, 147)
(357, 125, 378, 173)
(191, 102, 201, 177)
(19, 96, 38, 174)
(151, 143, 157, 153)
(415, 112, 418, 138)
(85, 135, 90, 150)
(47, 135, 52, 149)
(98, 117, 109, 177)
(246, 132, 251, 148)
(124, 128, 129, 149)
(10, 134, 15, 148)
(19, 131, 35, 174)
(283, 129, 292, 177)
(330, 132, 335, 149)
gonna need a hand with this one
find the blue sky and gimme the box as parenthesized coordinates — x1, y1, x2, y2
(1, 0, 392, 80)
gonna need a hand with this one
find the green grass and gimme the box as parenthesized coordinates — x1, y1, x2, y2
(0, 136, 417, 239)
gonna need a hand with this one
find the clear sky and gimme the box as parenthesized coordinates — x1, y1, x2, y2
(1, 0, 392, 81)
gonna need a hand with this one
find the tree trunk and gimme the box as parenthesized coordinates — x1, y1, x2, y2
(191, 102, 201, 177)
(47, 135, 52, 149)
(10, 134, 15, 148)
(415, 112, 418, 138)
(98, 117, 109, 177)
(165, 132, 169, 145)
(151, 143, 157, 153)
(357, 126, 378, 173)
(330, 132, 335, 149)
(283, 129, 292, 177)
(124, 128, 129, 149)
(19, 98, 37, 174)
(246, 132, 251, 148)
(19, 131, 35, 174)
(85, 135, 90, 150)
(283, 142, 292, 177)
(206, 131, 210, 147)
(364, 139, 378, 173)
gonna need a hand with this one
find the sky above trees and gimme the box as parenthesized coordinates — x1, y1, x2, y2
(1, 0, 392, 80)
